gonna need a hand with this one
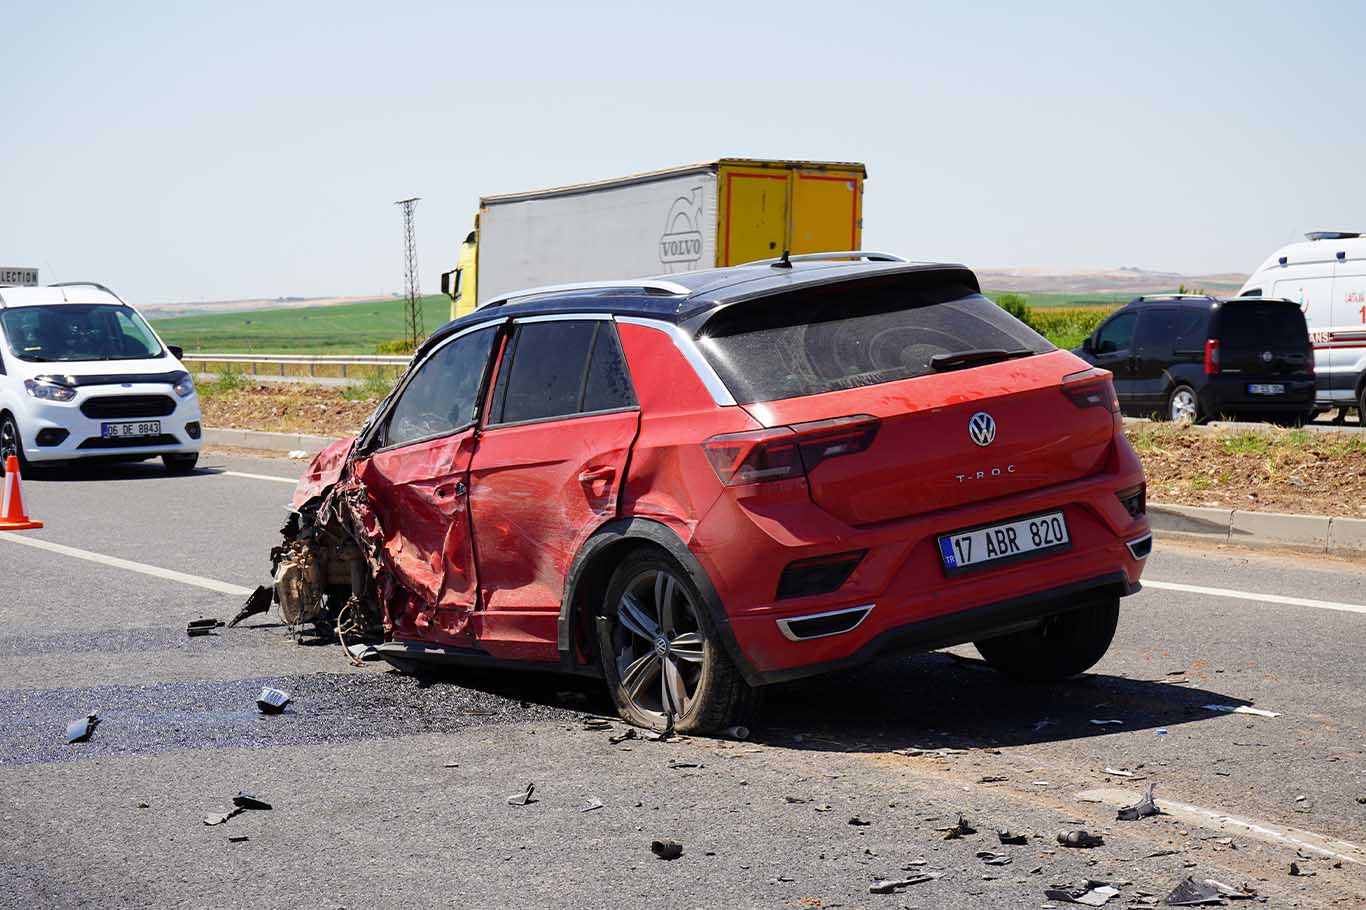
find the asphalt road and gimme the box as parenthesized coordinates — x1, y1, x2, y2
(1, 451, 1364, 910)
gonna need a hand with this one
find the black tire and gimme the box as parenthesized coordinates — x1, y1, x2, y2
(162, 453, 199, 473)
(596, 550, 758, 734)
(0, 413, 26, 476)
(1166, 385, 1201, 424)
(973, 596, 1120, 682)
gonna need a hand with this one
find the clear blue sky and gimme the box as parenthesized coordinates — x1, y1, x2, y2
(2, 1, 1362, 303)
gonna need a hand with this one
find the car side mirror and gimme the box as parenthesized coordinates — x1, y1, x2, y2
(168, 345, 184, 359)
(1080, 336, 1093, 354)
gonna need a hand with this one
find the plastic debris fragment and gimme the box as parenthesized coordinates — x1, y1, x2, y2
(507, 782, 536, 806)
(976, 850, 1012, 866)
(232, 792, 272, 810)
(186, 618, 223, 637)
(65, 713, 99, 744)
(869, 874, 940, 893)
(203, 807, 244, 826)
(997, 829, 1028, 846)
(651, 838, 683, 860)
(1057, 829, 1105, 848)
(1164, 876, 1224, 905)
(227, 585, 272, 627)
(1046, 880, 1121, 906)
(848, 816, 872, 827)
(1117, 784, 1162, 821)
(1203, 704, 1279, 718)
(578, 798, 604, 813)
(255, 687, 291, 714)
(941, 815, 976, 839)
(609, 729, 638, 745)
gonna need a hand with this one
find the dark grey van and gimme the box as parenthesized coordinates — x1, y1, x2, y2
(1075, 295, 1315, 423)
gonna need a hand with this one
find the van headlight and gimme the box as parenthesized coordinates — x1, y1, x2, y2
(24, 379, 76, 402)
(173, 377, 196, 398)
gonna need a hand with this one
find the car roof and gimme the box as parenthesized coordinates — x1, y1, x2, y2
(421, 258, 980, 355)
(1124, 294, 1300, 310)
(0, 282, 126, 309)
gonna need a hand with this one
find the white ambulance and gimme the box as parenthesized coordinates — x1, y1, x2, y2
(1238, 231, 1366, 414)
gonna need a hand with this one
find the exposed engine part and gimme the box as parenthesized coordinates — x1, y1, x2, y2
(273, 539, 325, 627)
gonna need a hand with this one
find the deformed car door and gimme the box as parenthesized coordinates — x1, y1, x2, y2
(357, 324, 500, 647)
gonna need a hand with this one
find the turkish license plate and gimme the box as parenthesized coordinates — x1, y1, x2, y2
(1247, 383, 1285, 396)
(938, 510, 1070, 575)
(101, 420, 161, 439)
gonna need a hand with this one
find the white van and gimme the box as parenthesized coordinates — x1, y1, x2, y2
(0, 282, 203, 474)
(1238, 231, 1366, 414)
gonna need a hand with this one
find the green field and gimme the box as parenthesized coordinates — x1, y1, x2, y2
(150, 288, 1145, 357)
(151, 295, 452, 355)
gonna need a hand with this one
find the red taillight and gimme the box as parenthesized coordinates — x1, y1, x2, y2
(702, 415, 879, 486)
(1204, 339, 1220, 375)
(1061, 368, 1120, 412)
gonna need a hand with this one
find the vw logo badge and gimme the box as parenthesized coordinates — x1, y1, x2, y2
(1261, 350, 1274, 363)
(969, 412, 997, 447)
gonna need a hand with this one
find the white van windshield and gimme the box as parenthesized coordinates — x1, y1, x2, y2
(0, 304, 165, 362)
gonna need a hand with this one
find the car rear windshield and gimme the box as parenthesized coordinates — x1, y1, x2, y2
(695, 278, 1053, 404)
(0, 304, 164, 362)
(1216, 302, 1308, 351)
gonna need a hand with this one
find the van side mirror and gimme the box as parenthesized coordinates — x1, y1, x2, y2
(1080, 336, 1094, 355)
(440, 269, 463, 301)
(168, 345, 184, 359)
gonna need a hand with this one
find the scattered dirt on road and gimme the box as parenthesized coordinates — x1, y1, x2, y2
(1128, 423, 1366, 517)
(198, 381, 379, 438)
(197, 383, 1366, 518)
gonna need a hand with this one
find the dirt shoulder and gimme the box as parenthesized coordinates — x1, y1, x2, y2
(197, 383, 1366, 518)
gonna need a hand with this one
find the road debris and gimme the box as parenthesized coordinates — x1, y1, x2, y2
(723, 725, 750, 740)
(203, 808, 244, 826)
(1164, 876, 1224, 905)
(578, 798, 604, 813)
(869, 873, 940, 893)
(1045, 880, 1121, 906)
(506, 783, 536, 806)
(978, 775, 1008, 783)
(651, 839, 684, 860)
(345, 642, 381, 661)
(894, 746, 968, 757)
(667, 759, 702, 769)
(1103, 767, 1135, 777)
(1117, 784, 1162, 821)
(582, 717, 613, 731)
(232, 792, 272, 810)
(1288, 861, 1315, 877)
(186, 617, 223, 637)
(608, 729, 638, 745)
(940, 816, 976, 839)
(848, 816, 872, 827)
(1089, 719, 1124, 726)
(1057, 829, 1104, 848)
(228, 834, 250, 843)
(997, 829, 1028, 845)
(975, 851, 1012, 866)
(255, 687, 291, 714)
(1203, 704, 1279, 718)
(227, 585, 272, 627)
(65, 713, 99, 744)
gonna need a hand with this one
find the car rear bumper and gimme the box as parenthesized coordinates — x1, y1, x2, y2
(691, 439, 1149, 686)
(1198, 377, 1315, 415)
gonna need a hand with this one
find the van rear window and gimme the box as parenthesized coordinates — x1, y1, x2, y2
(695, 280, 1053, 404)
(1217, 303, 1308, 350)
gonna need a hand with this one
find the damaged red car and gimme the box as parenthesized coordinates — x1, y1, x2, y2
(268, 253, 1150, 732)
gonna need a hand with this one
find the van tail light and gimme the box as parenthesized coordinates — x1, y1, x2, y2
(1061, 368, 1120, 412)
(703, 415, 879, 486)
(1204, 339, 1221, 375)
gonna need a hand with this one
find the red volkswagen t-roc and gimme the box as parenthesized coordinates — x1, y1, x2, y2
(275, 253, 1149, 732)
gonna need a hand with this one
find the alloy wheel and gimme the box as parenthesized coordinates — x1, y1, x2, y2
(1169, 388, 1198, 423)
(612, 568, 707, 721)
(0, 418, 18, 472)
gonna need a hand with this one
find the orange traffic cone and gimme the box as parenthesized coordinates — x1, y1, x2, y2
(0, 455, 43, 531)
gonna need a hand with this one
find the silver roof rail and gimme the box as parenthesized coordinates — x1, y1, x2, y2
(483, 279, 691, 309)
(741, 250, 907, 266)
(48, 281, 127, 303)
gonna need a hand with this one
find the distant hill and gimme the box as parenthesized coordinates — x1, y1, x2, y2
(976, 266, 1246, 296)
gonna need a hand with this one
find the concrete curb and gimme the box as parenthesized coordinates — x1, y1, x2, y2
(203, 427, 337, 455)
(1149, 502, 1366, 555)
(203, 426, 1366, 555)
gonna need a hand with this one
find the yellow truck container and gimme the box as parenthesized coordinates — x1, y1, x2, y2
(442, 158, 867, 319)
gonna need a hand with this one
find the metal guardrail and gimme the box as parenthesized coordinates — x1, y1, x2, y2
(182, 353, 410, 379)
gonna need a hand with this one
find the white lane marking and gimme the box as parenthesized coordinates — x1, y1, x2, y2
(0, 534, 254, 596)
(1144, 579, 1366, 616)
(220, 470, 299, 485)
(1078, 787, 1365, 866)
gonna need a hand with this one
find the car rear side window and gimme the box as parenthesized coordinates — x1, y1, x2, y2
(386, 326, 498, 447)
(493, 320, 635, 425)
(1134, 308, 1176, 356)
(1172, 308, 1207, 353)
(1217, 303, 1308, 350)
(695, 280, 1052, 404)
